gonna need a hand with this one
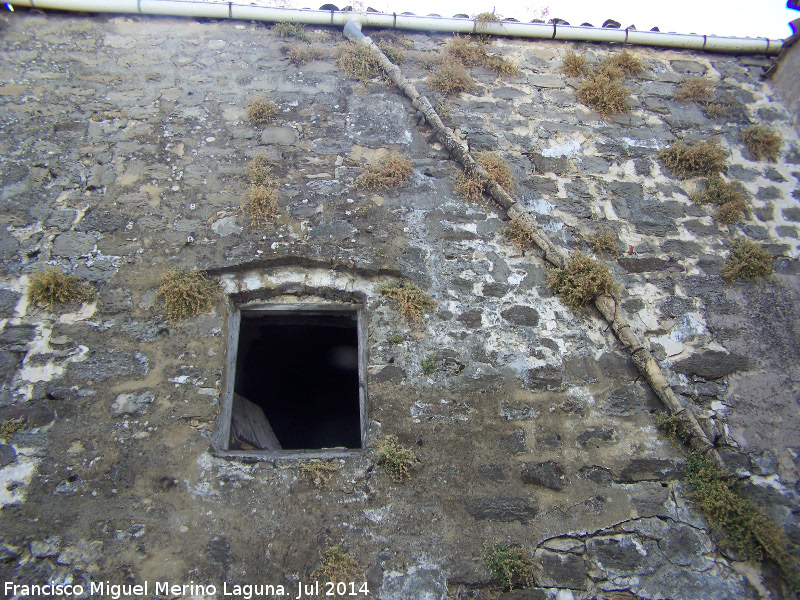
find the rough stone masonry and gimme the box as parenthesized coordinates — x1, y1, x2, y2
(1, 8, 799, 600)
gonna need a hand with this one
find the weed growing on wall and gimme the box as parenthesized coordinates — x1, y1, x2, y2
(577, 72, 630, 116)
(379, 280, 436, 325)
(247, 96, 278, 126)
(28, 268, 93, 307)
(377, 40, 406, 65)
(483, 543, 533, 590)
(287, 43, 327, 65)
(245, 154, 273, 186)
(300, 459, 339, 489)
(421, 355, 438, 375)
(503, 216, 536, 253)
(454, 152, 515, 201)
(356, 154, 413, 190)
(158, 268, 220, 324)
(675, 77, 714, 103)
(312, 544, 358, 588)
(658, 140, 728, 179)
(243, 185, 279, 227)
(721, 239, 773, 281)
(741, 125, 782, 162)
(272, 22, 309, 42)
(443, 35, 518, 77)
(561, 50, 589, 77)
(374, 435, 416, 482)
(429, 59, 477, 96)
(337, 42, 383, 82)
(691, 177, 750, 224)
(588, 227, 620, 256)
(546, 252, 619, 312)
(603, 50, 644, 76)
(1, 418, 24, 441)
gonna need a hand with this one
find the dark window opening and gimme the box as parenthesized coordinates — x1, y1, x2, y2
(231, 311, 362, 451)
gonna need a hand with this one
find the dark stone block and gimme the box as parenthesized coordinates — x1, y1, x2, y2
(477, 464, 507, 482)
(577, 426, 615, 447)
(521, 460, 565, 490)
(465, 496, 539, 523)
(658, 296, 694, 317)
(670, 60, 706, 74)
(586, 535, 659, 576)
(0, 324, 36, 345)
(533, 549, 587, 589)
(0, 443, 16, 467)
(755, 186, 782, 201)
(483, 282, 510, 297)
(67, 350, 148, 381)
(0, 350, 21, 385)
(617, 458, 684, 483)
(523, 364, 563, 391)
(622, 298, 645, 312)
(672, 350, 749, 380)
(728, 164, 759, 182)
(763, 167, 786, 182)
(577, 465, 613, 484)
(373, 365, 404, 383)
(754, 204, 774, 222)
(496, 589, 547, 600)
(500, 306, 539, 327)
(660, 239, 701, 258)
(602, 383, 659, 415)
(457, 309, 483, 329)
(783, 207, 800, 222)
(0, 228, 20, 262)
(527, 153, 569, 175)
(76, 210, 127, 233)
(0, 290, 20, 317)
(499, 430, 525, 454)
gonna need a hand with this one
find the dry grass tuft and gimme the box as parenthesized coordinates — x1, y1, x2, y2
(658, 140, 728, 179)
(453, 171, 486, 202)
(675, 77, 714, 103)
(247, 96, 278, 126)
(691, 177, 750, 224)
(336, 42, 383, 82)
(370, 30, 414, 49)
(577, 72, 629, 116)
(312, 544, 359, 588)
(1, 418, 25, 441)
(561, 50, 589, 77)
(287, 43, 327, 65)
(377, 40, 406, 64)
(503, 216, 536, 253)
(245, 154, 274, 186)
(588, 227, 619, 256)
(28, 268, 93, 307)
(476, 151, 515, 193)
(158, 268, 220, 324)
(356, 154, 413, 190)
(483, 54, 521, 77)
(428, 59, 477, 96)
(272, 22, 309, 42)
(454, 152, 515, 201)
(375, 434, 416, 482)
(445, 35, 487, 67)
(243, 185, 279, 227)
(379, 280, 436, 325)
(300, 459, 339, 488)
(412, 51, 444, 71)
(741, 126, 782, 162)
(546, 252, 619, 312)
(603, 50, 644, 77)
(443, 35, 519, 77)
(721, 239, 773, 281)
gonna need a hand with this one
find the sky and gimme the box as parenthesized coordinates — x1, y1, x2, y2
(278, 0, 799, 39)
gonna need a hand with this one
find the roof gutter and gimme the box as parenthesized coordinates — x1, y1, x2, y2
(6, 0, 785, 55)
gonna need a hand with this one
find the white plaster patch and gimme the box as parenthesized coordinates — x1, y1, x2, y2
(364, 505, 392, 523)
(0, 451, 40, 507)
(541, 139, 581, 158)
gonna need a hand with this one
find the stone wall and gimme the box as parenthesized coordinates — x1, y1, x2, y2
(1, 9, 799, 600)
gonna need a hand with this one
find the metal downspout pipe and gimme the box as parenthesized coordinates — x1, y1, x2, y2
(6, 0, 786, 55)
